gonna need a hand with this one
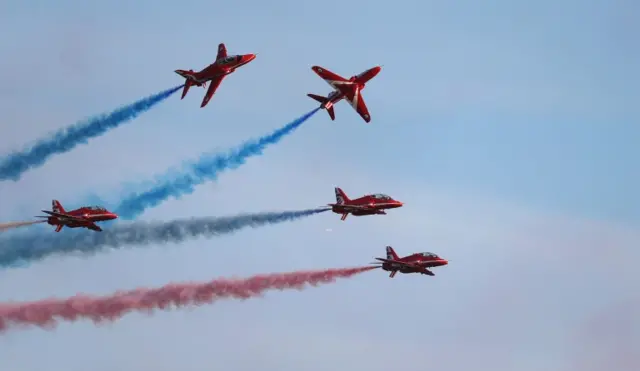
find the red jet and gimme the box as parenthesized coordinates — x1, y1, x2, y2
(36, 200, 118, 232)
(307, 65, 381, 123)
(175, 43, 256, 108)
(328, 187, 403, 221)
(372, 246, 449, 278)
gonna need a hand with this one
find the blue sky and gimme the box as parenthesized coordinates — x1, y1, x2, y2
(0, 1, 638, 370)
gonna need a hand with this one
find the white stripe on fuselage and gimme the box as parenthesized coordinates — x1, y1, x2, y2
(316, 69, 371, 115)
(320, 80, 361, 112)
(185, 56, 250, 84)
(385, 262, 435, 270)
(349, 87, 359, 111)
(58, 213, 111, 221)
(325, 90, 344, 106)
(339, 202, 399, 209)
(322, 79, 355, 90)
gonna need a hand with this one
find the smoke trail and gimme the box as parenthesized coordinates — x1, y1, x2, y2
(0, 208, 329, 268)
(115, 108, 320, 220)
(0, 221, 45, 232)
(0, 85, 183, 182)
(0, 266, 376, 333)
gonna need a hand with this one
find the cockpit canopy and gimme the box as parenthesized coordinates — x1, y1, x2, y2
(420, 252, 439, 258)
(371, 193, 391, 200)
(87, 206, 107, 211)
(218, 55, 238, 65)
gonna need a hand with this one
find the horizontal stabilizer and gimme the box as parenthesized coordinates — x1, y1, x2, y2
(40, 210, 86, 222)
(375, 257, 418, 268)
(307, 93, 326, 104)
(307, 93, 336, 120)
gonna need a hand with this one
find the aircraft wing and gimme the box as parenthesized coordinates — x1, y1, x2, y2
(374, 257, 420, 267)
(342, 87, 371, 123)
(311, 66, 350, 90)
(373, 258, 434, 275)
(333, 203, 397, 211)
(216, 43, 227, 61)
(41, 210, 89, 222)
(200, 75, 225, 108)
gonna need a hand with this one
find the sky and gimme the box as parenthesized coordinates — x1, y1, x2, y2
(0, 0, 638, 370)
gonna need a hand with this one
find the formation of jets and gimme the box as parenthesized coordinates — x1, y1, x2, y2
(32, 42, 448, 280)
(174, 42, 381, 123)
(326, 187, 448, 278)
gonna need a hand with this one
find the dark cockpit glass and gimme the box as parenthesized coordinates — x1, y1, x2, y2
(372, 193, 391, 200)
(219, 56, 237, 65)
(89, 206, 106, 211)
(421, 252, 438, 258)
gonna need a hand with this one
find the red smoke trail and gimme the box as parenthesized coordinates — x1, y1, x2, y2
(0, 220, 45, 232)
(0, 266, 377, 333)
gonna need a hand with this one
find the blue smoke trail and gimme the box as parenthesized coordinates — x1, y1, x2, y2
(0, 208, 329, 268)
(114, 108, 320, 220)
(0, 85, 183, 182)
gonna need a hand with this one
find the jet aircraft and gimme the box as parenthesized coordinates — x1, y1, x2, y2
(175, 43, 256, 108)
(307, 65, 381, 123)
(36, 200, 118, 232)
(328, 187, 403, 221)
(372, 246, 448, 278)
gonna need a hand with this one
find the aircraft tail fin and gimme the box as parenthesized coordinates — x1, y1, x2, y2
(307, 94, 336, 120)
(326, 106, 335, 120)
(386, 246, 399, 260)
(307, 93, 326, 104)
(181, 80, 192, 99)
(52, 200, 65, 214)
(334, 187, 350, 205)
(175, 69, 201, 99)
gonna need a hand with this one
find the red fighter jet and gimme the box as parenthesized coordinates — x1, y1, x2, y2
(307, 65, 381, 123)
(36, 200, 118, 232)
(175, 43, 256, 108)
(328, 187, 403, 221)
(372, 246, 449, 278)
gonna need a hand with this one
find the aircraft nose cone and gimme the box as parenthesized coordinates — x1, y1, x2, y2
(246, 54, 257, 62)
